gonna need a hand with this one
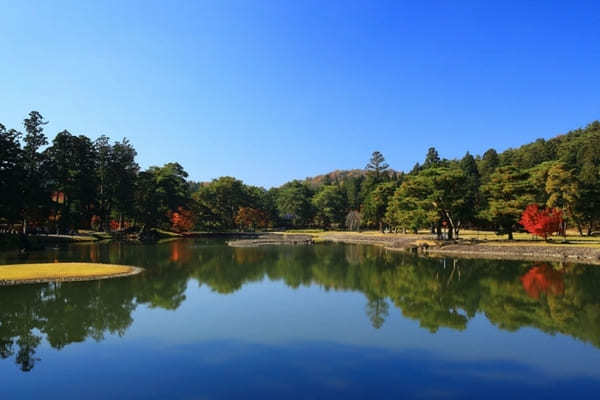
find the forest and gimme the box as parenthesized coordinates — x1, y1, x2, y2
(1, 111, 600, 239)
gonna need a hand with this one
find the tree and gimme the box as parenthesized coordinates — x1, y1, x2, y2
(362, 181, 397, 232)
(311, 185, 347, 228)
(194, 177, 252, 230)
(479, 148, 499, 178)
(110, 139, 139, 228)
(235, 207, 269, 231)
(545, 163, 581, 235)
(423, 167, 469, 238)
(519, 204, 563, 240)
(0, 124, 23, 223)
(21, 111, 50, 233)
(275, 180, 314, 227)
(169, 207, 196, 232)
(386, 175, 437, 234)
(423, 147, 441, 169)
(459, 152, 481, 228)
(46, 131, 98, 231)
(345, 210, 362, 231)
(343, 176, 363, 210)
(480, 166, 534, 239)
(135, 163, 190, 230)
(365, 151, 389, 180)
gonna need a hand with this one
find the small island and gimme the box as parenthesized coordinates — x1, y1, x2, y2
(0, 263, 143, 286)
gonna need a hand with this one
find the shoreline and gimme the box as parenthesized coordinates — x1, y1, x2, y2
(227, 231, 600, 265)
(321, 232, 600, 265)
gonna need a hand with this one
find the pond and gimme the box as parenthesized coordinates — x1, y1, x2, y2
(1, 239, 600, 399)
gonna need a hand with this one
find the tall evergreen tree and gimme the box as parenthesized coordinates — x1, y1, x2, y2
(21, 111, 49, 233)
(365, 151, 389, 180)
(0, 124, 23, 223)
(423, 147, 441, 169)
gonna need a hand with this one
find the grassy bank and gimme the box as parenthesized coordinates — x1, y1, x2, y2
(0, 262, 142, 286)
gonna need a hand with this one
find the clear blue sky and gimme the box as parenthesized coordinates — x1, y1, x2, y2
(1, 1, 599, 187)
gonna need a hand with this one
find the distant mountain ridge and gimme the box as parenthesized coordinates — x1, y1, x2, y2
(303, 168, 400, 188)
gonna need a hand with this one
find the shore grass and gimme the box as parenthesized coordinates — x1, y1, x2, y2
(0, 262, 140, 285)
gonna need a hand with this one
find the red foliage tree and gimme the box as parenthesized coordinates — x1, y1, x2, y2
(520, 264, 565, 299)
(169, 207, 196, 233)
(109, 219, 120, 232)
(519, 204, 563, 240)
(235, 207, 269, 231)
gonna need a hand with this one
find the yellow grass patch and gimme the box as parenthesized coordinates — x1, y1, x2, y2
(0, 262, 140, 284)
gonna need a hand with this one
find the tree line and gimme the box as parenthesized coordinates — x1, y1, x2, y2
(1, 111, 599, 238)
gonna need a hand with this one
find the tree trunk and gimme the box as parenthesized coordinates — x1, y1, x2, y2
(508, 230, 513, 240)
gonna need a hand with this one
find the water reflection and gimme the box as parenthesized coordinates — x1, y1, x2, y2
(2, 239, 600, 372)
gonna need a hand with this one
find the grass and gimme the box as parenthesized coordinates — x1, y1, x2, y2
(0, 262, 138, 284)
(459, 229, 600, 247)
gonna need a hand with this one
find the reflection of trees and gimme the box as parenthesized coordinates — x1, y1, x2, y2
(521, 264, 565, 299)
(4, 239, 600, 372)
(366, 295, 389, 329)
(0, 279, 136, 371)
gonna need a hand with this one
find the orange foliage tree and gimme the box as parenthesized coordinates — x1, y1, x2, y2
(520, 264, 565, 299)
(169, 207, 196, 232)
(235, 207, 269, 231)
(90, 215, 101, 231)
(519, 204, 563, 240)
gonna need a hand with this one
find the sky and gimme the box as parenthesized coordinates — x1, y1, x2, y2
(1, 0, 599, 187)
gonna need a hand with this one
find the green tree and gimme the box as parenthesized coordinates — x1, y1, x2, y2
(135, 163, 190, 231)
(46, 131, 98, 231)
(276, 180, 314, 227)
(0, 124, 23, 223)
(312, 185, 347, 228)
(362, 181, 397, 232)
(95, 136, 139, 230)
(459, 152, 481, 227)
(21, 111, 50, 233)
(343, 175, 363, 210)
(365, 151, 389, 180)
(194, 177, 250, 230)
(479, 148, 499, 179)
(386, 175, 436, 234)
(480, 166, 534, 239)
(423, 147, 441, 169)
(545, 163, 581, 234)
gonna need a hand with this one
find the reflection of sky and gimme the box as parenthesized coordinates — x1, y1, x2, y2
(3, 275, 600, 398)
(4, 338, 600, 399)
(120, 280, 600, 378)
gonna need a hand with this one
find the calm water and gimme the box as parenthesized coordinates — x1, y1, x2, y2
(2, 239, 600, 399)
